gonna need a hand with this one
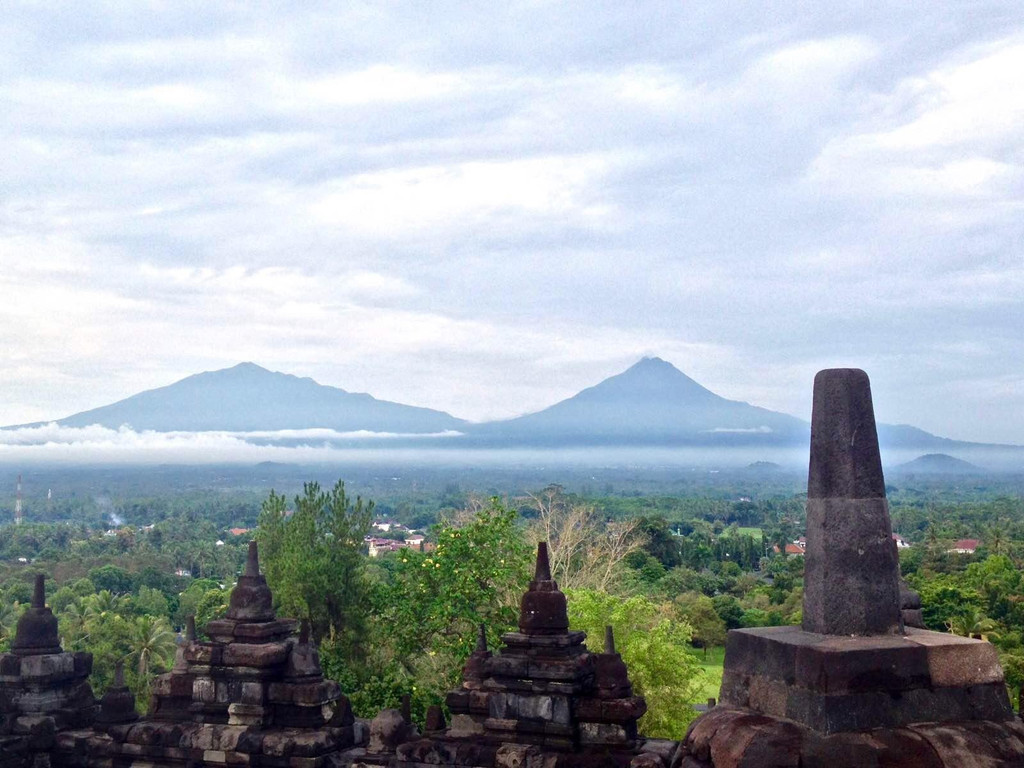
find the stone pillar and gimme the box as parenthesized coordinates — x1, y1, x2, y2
(802, 368, 903, 636)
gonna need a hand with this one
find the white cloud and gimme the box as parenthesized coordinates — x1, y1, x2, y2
(308, 155, 615, 237)
(806, 37, 1024, 199)
(1, 3, 1023, 445)
(0, 424, 462, 465)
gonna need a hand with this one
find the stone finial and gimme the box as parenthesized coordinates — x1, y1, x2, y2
(285, 619, 323, 678)
(12, 573, 61, 656)
(424, 704, 446, 732)
(534, 541, 553, 581)
(185, 615, 196, 642)
(401, 694, 412, 723)
(604, 625, 616, 654)
(518, 542, 569, 634)
(245, 540, 260, 577)
(226, 541, 275, 623)
(32, 573, 45, 608)
(461, 624, 492, 685)
(802, 369, 902, 636)
(367, 709, 417, 755)
(96, 660, 138, 726)
(807, 368, 886, 500)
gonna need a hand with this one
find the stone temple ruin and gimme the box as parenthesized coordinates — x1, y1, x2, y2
(2, 368, 1024, 766)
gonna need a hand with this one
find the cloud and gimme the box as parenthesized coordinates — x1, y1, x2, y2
(2, 3, 1024, 446)
(0, 423, 462, 465)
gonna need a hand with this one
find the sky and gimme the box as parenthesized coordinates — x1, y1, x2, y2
(2, 2, 1023, 445)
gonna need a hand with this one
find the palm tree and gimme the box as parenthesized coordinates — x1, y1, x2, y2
(58, 600, 89, 648)
(130, 614, 176, 679)
(946, 608, 998, 641)
(83, 590, 123, 621)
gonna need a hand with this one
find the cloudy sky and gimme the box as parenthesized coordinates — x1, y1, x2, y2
(2, 2, 1023, 444)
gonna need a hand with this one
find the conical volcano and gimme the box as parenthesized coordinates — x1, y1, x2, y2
(471, 357, 808, 445)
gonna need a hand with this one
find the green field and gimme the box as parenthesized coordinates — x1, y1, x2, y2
(690, 646, 726, 702)
(735, 527, 763, 537)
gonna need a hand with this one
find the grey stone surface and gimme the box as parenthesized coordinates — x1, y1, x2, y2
(802, 369, 902, 636)
(718, 626, 1012, 734)
(807, 368, 886, 500)
(11, 575, 62, 656)
(225, 541, 276, 623)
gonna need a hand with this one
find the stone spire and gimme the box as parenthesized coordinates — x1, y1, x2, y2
(33, 572, 45, 608)
(96, 660, 138, 726)
(12, 573, 61, 656)
(225, 541, 275, 623)
(802, 369, 902, 636)
(518, 542, 568, 634)
(459, 624, 491, 687)
(604, 625, 616, 654)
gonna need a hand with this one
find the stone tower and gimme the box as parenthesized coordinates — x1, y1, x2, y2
(677, 369, 1024, 767)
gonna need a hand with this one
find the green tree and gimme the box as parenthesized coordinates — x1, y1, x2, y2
(133, 586, 170, 618)
(130, 614, 176, 682)
(257, 481, 373, 655)
(357, 498, 531, 720)
(566, 588, 704, 738)
(677, 594, 727, 657)
(88, 565, 134, 594)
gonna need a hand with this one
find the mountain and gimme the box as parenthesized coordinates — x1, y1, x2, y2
(38, 363, 466, 434)
(8, 358, 1017, 459)
(894, 453, 984, 475)
(466, 357, 809, 445)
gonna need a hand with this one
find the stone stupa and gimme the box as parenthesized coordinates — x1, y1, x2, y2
(397, 543, 654, 768)
(676, 369, 1024, 767)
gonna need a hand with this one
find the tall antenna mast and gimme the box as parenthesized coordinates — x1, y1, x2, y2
(15, 474, 23, 525)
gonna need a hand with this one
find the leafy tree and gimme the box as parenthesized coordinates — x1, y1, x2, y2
(88, 565, 134, 595)
(175, 579, 221, 627)
(134, 586, 170, 618)
(257, 481, 373, 656)
(354, 498, 531, 720)
(677, 594, 727, 657)
(567, 588, 704, 738)
(712, 594, 744, 630)
(0, 601, 25, 652)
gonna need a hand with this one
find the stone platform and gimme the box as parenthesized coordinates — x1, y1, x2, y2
(719, 626, 1012, 734)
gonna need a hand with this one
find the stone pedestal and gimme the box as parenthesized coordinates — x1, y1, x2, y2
(678, 369, 1024, 767)
(718, 626, 1011, 734)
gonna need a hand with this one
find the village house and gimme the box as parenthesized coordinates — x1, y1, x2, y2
(950, 538, 981, 554)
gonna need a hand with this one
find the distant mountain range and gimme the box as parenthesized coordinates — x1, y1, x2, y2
(27, 362, 466, 434)
(8, 358, 1019, 456)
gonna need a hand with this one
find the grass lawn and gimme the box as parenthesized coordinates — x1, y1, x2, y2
(735, 527, 763, 537)
(689, 645, 726, 702)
